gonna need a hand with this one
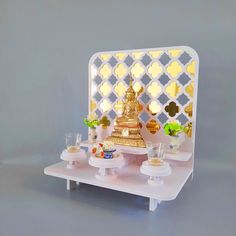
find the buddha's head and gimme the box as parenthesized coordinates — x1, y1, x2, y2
(125, 89, 136, 101)
(125, 76, 136, 101)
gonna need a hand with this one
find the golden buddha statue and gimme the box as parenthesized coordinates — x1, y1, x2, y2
(106, 76, 146, 148)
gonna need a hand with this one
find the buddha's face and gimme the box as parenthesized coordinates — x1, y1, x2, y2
(126, 92, 135, 101)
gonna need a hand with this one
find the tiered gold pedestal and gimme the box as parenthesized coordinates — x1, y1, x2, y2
(106, 135, 146, 148)
(106, 125, 146, 148)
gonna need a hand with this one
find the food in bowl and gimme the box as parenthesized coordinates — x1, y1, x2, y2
(91, 141, 116, 159)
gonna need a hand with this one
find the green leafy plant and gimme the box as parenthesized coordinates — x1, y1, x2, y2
(83, 114, 100, 129)
(164, 122, 184, 137)
(83, 118, 99, 129)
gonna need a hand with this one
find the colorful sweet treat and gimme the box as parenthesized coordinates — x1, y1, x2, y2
(91, 141, 116, 159)
(102, 141, 115, 151)
(91, 143, 104, 158)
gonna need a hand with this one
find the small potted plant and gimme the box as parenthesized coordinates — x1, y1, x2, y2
(163, 121, 185, 153)
(84, 114, 100, 143)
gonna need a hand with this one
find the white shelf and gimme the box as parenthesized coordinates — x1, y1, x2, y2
(81, 140, 147, 155)
(44, 160, 192, 201)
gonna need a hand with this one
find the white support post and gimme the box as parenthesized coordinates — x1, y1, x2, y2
(66, 179, 76, 191)
(149, 198, 160, 212)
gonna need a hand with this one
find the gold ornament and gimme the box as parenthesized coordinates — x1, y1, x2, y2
(99, 116, 110, 129)
(184, 103, 193, 117)
(185, 81, 194, 98)
(106, 75, 146, 148)
(184, 122, 192, 138)
(146, 120, 161, 134)
(166, 61, 182, 78)
(186, 61, 196, 77)
(165, 101, 179, 117)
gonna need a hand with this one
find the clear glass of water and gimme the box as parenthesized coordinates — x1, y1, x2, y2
(65, 133, 82, 153)
(146, 142, 165, 166)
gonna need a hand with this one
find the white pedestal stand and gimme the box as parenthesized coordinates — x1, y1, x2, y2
(60, 149, 87, 189)
(60, 149, 87, 169)
(89, 154, 125, 181)
(140, 161, 171, 185)
(140, 160, 172, 211)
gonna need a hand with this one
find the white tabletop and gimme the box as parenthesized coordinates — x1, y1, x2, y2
(44, 160, 192, 201)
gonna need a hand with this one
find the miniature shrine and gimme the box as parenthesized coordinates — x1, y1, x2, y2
(44, 46, 199, 212)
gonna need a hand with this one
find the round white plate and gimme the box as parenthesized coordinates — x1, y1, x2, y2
(140, 161, 171, 177)
(89, 154, 125, 169)
(60, 149, 87, 161)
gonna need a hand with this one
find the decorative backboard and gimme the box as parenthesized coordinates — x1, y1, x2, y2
(88, 46, 199, 152)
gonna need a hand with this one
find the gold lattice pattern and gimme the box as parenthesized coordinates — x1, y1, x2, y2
(89, 47, 198, 134)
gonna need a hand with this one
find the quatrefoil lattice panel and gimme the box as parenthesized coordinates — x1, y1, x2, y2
(89, 46, 199, 134)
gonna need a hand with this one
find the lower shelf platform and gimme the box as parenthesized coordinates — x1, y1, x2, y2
(44, 160, 192, 205)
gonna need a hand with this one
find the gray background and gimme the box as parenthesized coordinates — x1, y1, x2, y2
(0, 0, 235, 236)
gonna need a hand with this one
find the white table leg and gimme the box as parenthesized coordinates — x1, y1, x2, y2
(66, 179, 76, 190)
(149, 198, 160, 212)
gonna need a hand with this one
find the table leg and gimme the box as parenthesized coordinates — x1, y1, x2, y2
(149, 198, 160, 212)
(66, 179, 76, 190)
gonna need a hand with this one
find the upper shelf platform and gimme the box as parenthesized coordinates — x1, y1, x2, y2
(80, 140, 192, 161)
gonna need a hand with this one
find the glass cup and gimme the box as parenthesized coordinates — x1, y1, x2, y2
(146, 142, 165, 166)
(65, 133, 82, 153)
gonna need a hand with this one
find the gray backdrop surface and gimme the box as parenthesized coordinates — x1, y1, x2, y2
(0, 0, 236, 163)
(0, 1, 236, 236)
